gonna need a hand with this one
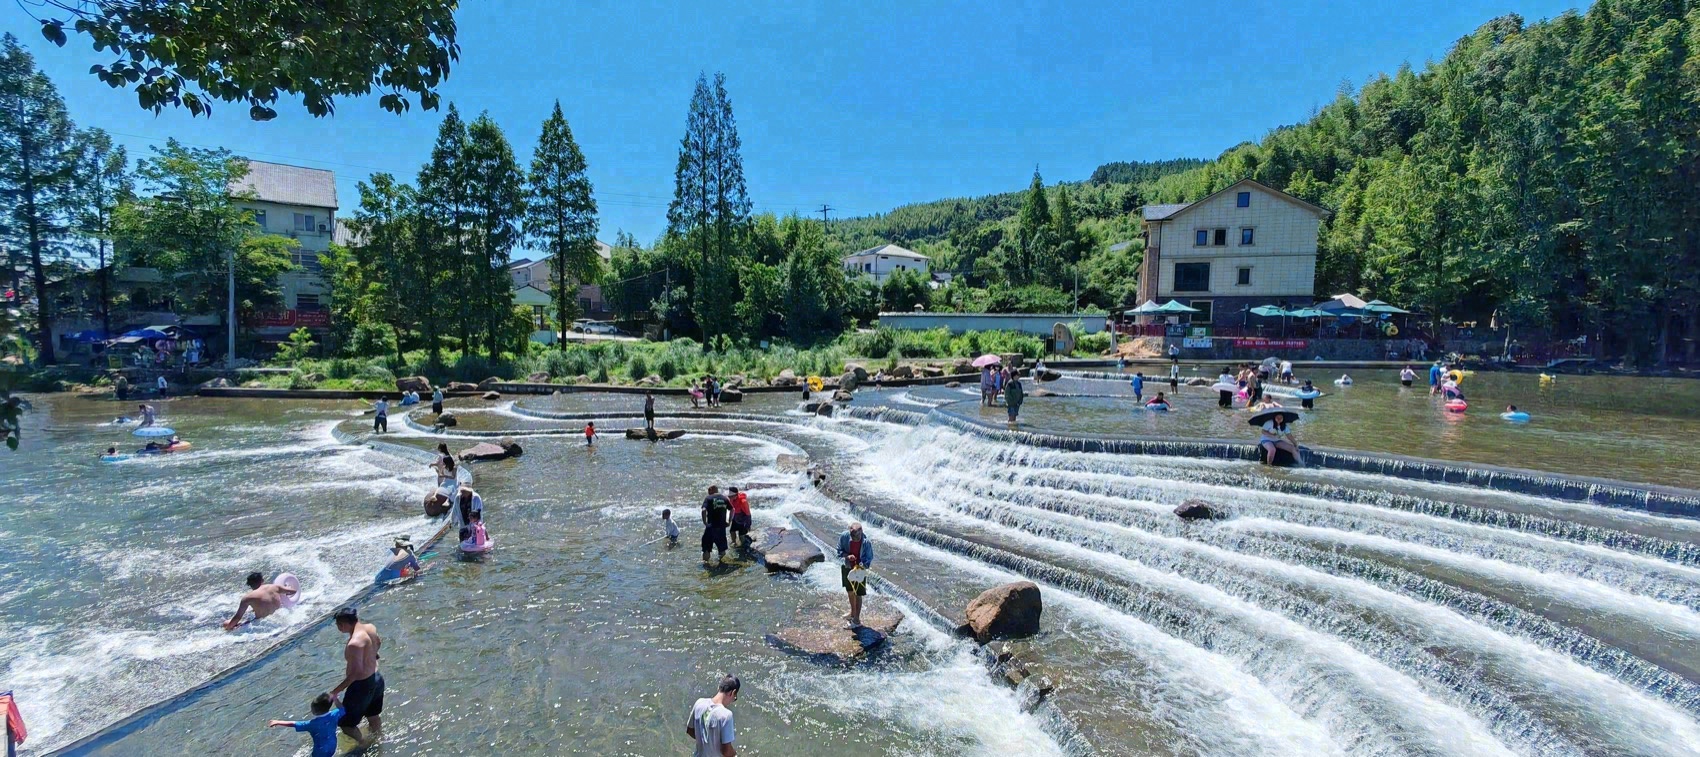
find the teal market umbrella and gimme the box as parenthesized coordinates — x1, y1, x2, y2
(1249, 305, 1289, 317)
(1126, 300, 1162, 315)
(1363, 300, 1410, 314)
(1156, 300, 1200, 313)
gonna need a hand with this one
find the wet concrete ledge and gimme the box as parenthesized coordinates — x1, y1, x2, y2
(488, 372, 981, 396)
(196, 387, 483, 400)
(839, 405, 1700, 518)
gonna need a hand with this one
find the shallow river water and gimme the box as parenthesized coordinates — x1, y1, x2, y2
(4, 375, 1700, 755)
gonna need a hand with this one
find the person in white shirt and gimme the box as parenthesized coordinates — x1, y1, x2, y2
(372, 397, 389, 433)
(685, 675, 739, 757)
(1259, 413, 1301, 465)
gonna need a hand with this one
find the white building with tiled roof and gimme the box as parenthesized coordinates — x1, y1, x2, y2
(843, 244, 929, 285)
(1136, 179, 1329, 325)
(231, 160, 339, 335)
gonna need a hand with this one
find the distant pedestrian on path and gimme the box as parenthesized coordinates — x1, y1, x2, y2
(644, 391, 656, 431)
(685, 675, 740, 757)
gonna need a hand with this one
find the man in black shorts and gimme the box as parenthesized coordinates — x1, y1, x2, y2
(700, 485, 731, 565)
(330, 606, 385, 748)
(643, 391, 656, 432)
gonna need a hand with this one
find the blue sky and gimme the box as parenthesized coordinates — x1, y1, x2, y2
(6, 0, 1583, 249)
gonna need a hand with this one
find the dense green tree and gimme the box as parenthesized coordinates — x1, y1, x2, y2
(666, 72, 751, 344)
(342, 173, 418, 362)
(0, 34, 76, 364)
(880, 268, 931, 312)
(116, 141, 296, 361)
(69, 127, 130, 337)
(415, 105, 471, 362)
(33, 0, 459, 119)
(462, 113, 525, 360)
(524, 101, 600, 350)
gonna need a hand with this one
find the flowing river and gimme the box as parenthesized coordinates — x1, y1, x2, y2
(4, 369, 1700, 755)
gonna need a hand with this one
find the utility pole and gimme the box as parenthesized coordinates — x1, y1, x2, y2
(817, 204, 832, 229)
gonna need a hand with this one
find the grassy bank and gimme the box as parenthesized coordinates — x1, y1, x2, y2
(259, 328, 1109, 391)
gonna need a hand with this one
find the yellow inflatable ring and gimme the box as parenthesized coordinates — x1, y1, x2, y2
(807, 376, 825, 392)
(1448, 370, 1463, 384)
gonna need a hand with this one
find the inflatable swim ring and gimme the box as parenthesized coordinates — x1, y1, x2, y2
(100, 454, 130, 462)
(1210, 382, 1239, 393)
(806, 375, 825, 392)
(1333, 378, 1353, 386)
(460, 536, 495, 553)
(1145, 403, 1170, 412)
(135, 441, 192, 454)
(1295, 388, 1322, 399)
(274, 572, 301, 609)
(1448, 370, 1464, 384)
(133, 426, 175, 437)
(1501, 411, 1530, 422)
(1444, 400, 1468, 413)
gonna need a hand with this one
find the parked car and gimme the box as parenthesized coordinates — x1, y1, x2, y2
(569, 319, 595, 333)
(584, 322, 627, 336)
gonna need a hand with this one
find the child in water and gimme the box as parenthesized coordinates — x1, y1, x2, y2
(266, 692, 343, 757)
(584, 421, 596, 446)
(662, 508, 680, 546)
(1299, 380, 1317, 410)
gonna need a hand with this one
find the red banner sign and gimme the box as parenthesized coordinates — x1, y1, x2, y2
(251, 310, 331, 328)
(1232, 338, 1308, 349)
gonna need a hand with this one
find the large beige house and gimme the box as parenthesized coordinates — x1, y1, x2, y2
(1136, 178, 1329, 325)
(843, 244, 929, 285)
(230, 160, 338, 335)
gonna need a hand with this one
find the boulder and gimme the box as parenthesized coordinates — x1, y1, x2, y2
(803, 401, 834, 417)
(999, 353, 1026, 369)
(951, 359, 975, 375)
(436, 412, 458, 427)
(945, 381, 962, 388)
(447, 382, 477, 392)
(919, 365, 945, 378)
(459, 440, 523, 462)
(751, 527, 824, 572)
(575, 374, 591, 383)
(526, 371, 551, 383)
(1174, 499, 1219, 521)
(964, 581, 1043, 644)
(477, 376, 502, 390)
(423, 489, 451, 517)
(302, 372, 326, 383)
(719, 388, 744, 403)
(626, 428, 685, 440)
(773, 369, 799, 387)
(396, 376, 431, 393)
(1033, 369, 1061, 382)
(637, 375, 661, 387)
(832, 389, 854, 403)
(481, 391, 501, 400)
(889, 365, 914, 379)
(838, 371, 860, 392)
(726, 374, 746, 389)
(843, 362, 870, 383)
(199, 377, 233, 389)
(1185, 376, 1211, 387)
(768, 597, 903, 662)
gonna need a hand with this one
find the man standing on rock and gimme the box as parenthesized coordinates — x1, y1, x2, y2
(643, 391, 656, 432)
(837, 523, 873, 627)
(701, 485, 731, 564)
(431, 386, 444, 415)
(684, 675, 739, 757)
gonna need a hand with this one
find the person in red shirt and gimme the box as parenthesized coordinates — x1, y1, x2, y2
(727, 487, 752, 548)
(584, 422, 596, 446)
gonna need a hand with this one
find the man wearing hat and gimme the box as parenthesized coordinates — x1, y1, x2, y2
(375, 537, 421, 583)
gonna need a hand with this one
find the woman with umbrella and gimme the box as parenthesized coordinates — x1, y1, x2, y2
(1250, 408, 1302, 466)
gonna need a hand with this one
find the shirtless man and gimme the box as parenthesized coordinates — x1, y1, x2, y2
(330, 606, 385, 747)
(222, 572, 298, 630)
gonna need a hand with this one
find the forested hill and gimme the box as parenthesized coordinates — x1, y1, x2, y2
(826, 158, 1203, 254)
(1126, 3, 1700, 364)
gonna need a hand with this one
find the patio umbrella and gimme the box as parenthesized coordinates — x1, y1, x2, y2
(971, 354, 1002, 368)
(121, 328, 170, 340)
(1247, 409, 1300, 427)
(1156, 300, 1200, 313)
(1248, 306, 1289, 317)
(1286, 308, 1336, 319)
(1362, 300, 1410, 314)
(1125, 300, 1162, 315)
(67, 329, 108, 342)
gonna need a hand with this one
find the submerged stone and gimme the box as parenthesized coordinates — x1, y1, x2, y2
(751, 527, 823, 572)
(460, 440, 522, 462)
(625, 428, 685, 440)
(964, 581, 1042, 644)
(768, 597, 902, 662)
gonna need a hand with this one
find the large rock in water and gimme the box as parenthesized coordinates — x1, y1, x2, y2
(843, 362, 870, 383)
(768, 597, 903, 662)
(719, 387, 744, 403)
(1035, 369, 1062, 382)
(832, 389, 854, 403)
(477, 376, 502, 390)
(481, 391, 501, 400)
(526, 371, 550, 383)
(1174, 499, 1219, 521)
(963, 581, 1043, 644)
(751, 527, 824, 572)
(773, 369, 799, 387)
(436, 412, 459, 427)
(396, 376, 431, 393)
(625, 428, 685, 440)
(446, 382, 477, 392)
(459, 440, 523, 462)
(838, 371, 860, 392)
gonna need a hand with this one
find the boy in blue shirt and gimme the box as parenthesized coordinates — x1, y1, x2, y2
(1130, 372, 1145, 403)
(268, 692, 343, 757)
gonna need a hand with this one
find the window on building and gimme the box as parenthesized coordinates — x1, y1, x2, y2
(1237, 267, 1252, 285)
(1241, 227, 1254, 246)
(531, 305, 546, 329)
(295, 293, 322, 311)
(864, 263, 872, 273)
(293, 249, 322, 272)
(579, 297, 593, 314)
(1173, 262, 1211, 292)
(293, 213, 317, 232)
(1213, 228, 1227, 246)
(1190, 299, 1214, 324)
(1236, 191, 1250, 208)
(252, 210, 267, 230)
(1195, 229, 1209, 246)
